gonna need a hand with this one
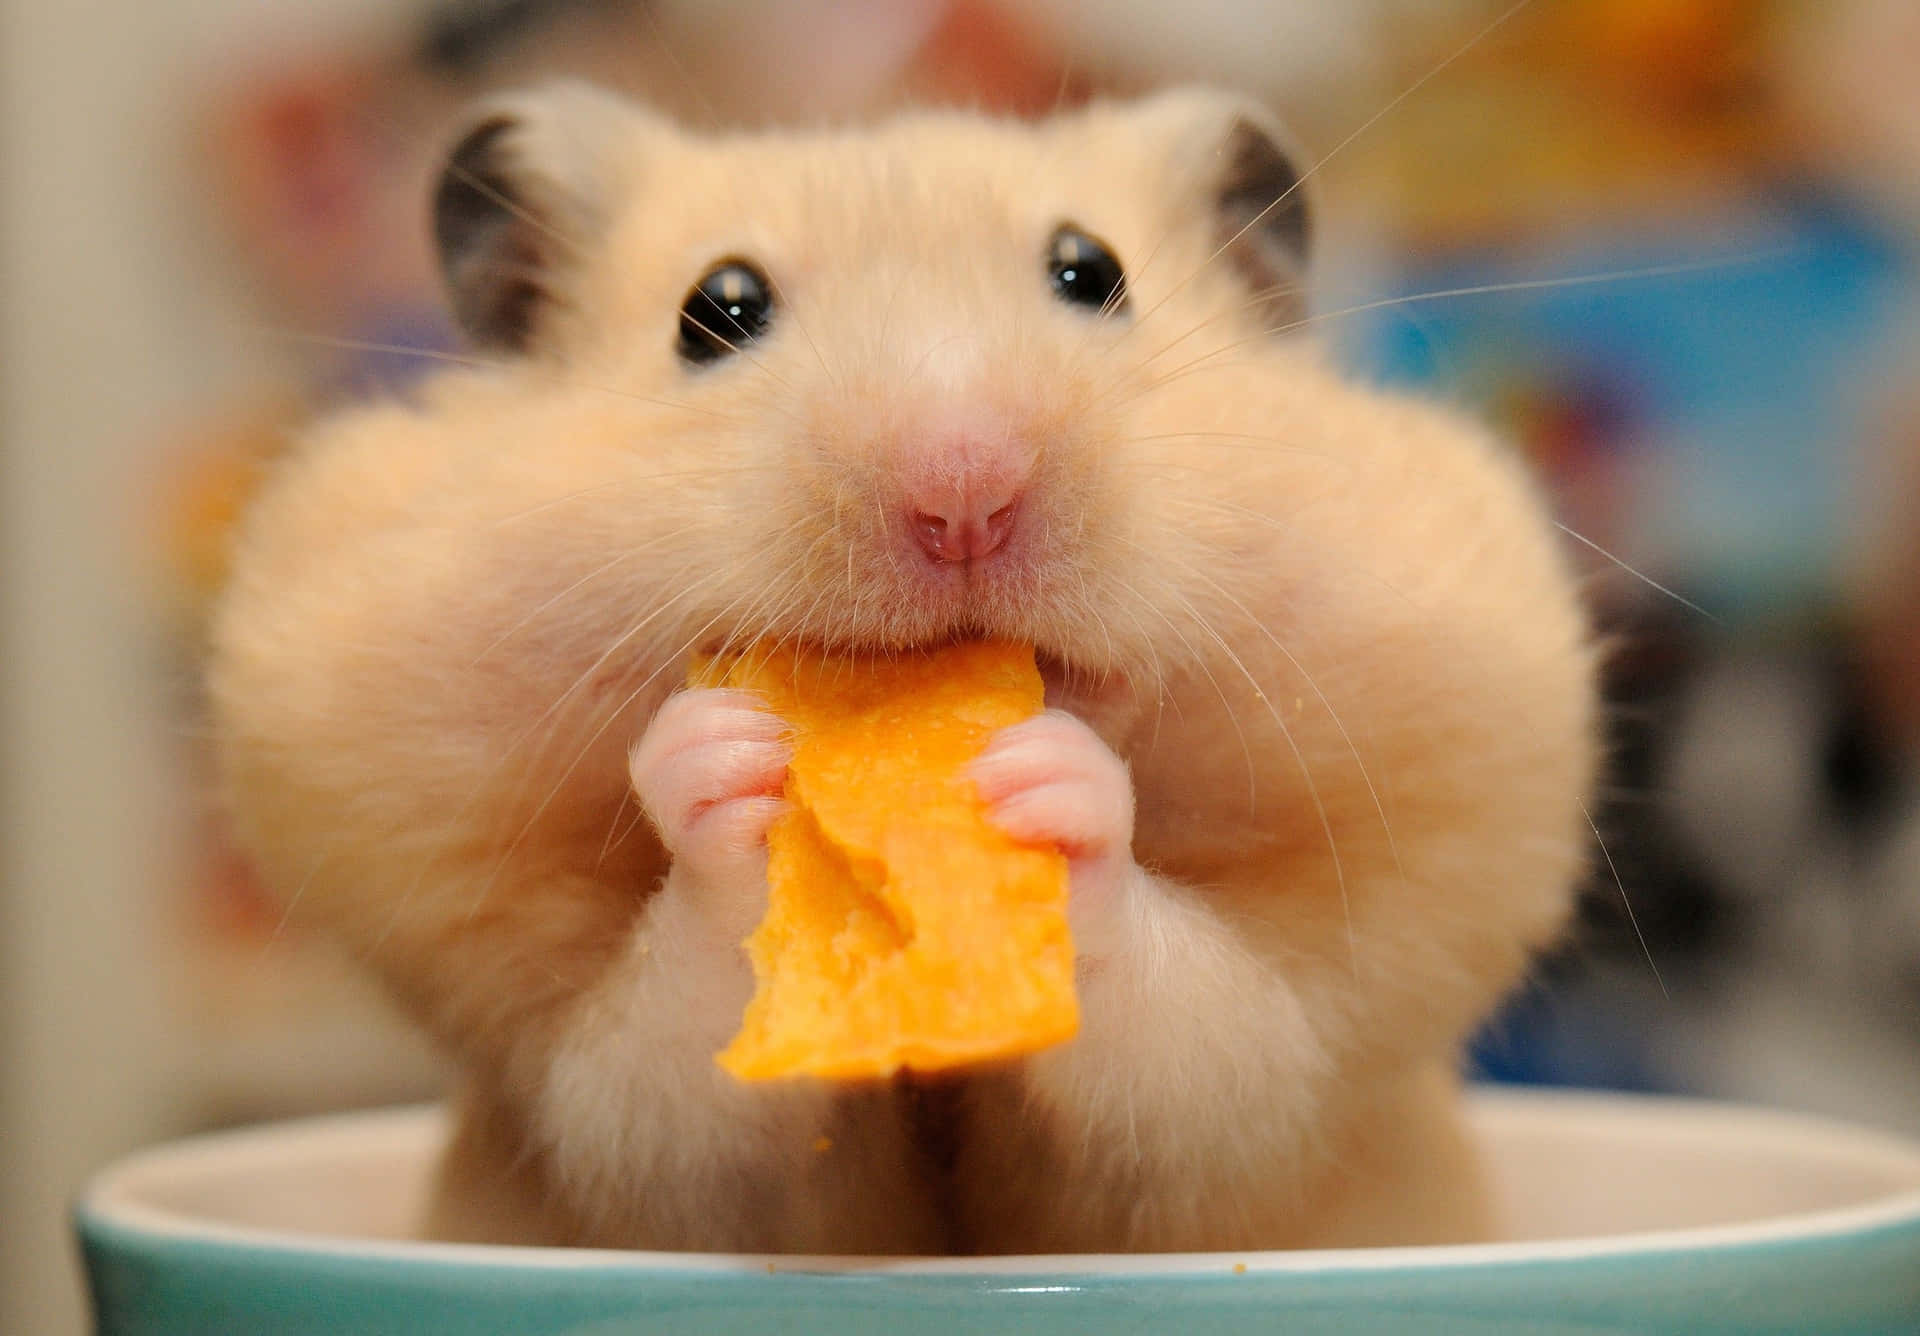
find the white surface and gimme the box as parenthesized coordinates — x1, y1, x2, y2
(81, 1090, 1920, 1267)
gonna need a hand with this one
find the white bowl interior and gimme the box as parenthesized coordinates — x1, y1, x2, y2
(88, 1090, 1920, 1256)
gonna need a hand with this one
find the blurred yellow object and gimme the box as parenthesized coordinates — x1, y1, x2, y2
(1576, 0, 1756, 101)
(1339, 0, 1785, 245)
(151, 391, 301, 620)
(694, 639, 1077, 1081)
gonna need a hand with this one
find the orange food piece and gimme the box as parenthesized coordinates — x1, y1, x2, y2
(693, 640, 1078, 1081)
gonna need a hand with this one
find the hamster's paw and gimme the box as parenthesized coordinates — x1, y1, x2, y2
(971, 709, 1135, 941)
(630, 688, 789, 934)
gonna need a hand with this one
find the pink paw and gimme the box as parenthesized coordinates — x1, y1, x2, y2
(630, 688, 789, 933)
(970, 710, 1135, 937)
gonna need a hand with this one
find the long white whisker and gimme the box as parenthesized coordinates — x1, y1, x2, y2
(249, 327, 742, 421)
(1125, 573, 1258, 811)
(1293, 249, 1804, 332)
(765, 273, 841, 396)
(1116, 430, 1353, 465)
(1176, 556, 1406, 895)
(1118, 0, 1536, 346)
(1097, 276, 1307, 390)
(1553, 522, 1720, 624)
(596, 795, 651, 872)
(1119, 248, 1802, 410)
(441, 150, 590, 259)
(1118, 539, 1357, 974)
(460, 557, 801, 925)
(486, 466, 783, 531)
(468, 539, 682, 669)
(678, 309, 795, 393)
(366, 559, 719, 953)
(1580, 798, 1667, 999)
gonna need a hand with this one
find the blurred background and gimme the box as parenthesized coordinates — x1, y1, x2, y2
(4, 0, 1919, 1329)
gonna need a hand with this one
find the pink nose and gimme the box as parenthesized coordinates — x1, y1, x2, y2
(910, 484, 1021, 563)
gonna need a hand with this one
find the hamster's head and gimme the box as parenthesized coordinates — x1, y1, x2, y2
(420, 83, 1321, 722)
(212, 84, 1594, 1086)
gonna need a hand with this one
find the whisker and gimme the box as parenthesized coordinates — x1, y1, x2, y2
(706, 541, 819, 669)
(764, 273, 841, 396)
(589, 562, 803, 885)
(366, 555, 723, 954)
(482, 505, 814, 816)
(1109, 593, 1176, 751)
(508, 564, 720, 759)
(678, 308, 794, 393)
(1115, 430, 1351, 465)
(1157, 488, 1567, 781)
(1173, 555, 1406, 897)
(596, 795, 651, 873)
(250, 326, 741, 420)
(1580, 797, 1667, 998)
(457, 565, 788, 927)
(1072, 573, 1118, 677)
(1121, 548, 1357, 975)
(484, 467, 779, 531)
(1553, 522, 1720, 624)
(1118, 0, 1536, 347)
(1290, 248, 1805, 335)
(344, 89, 596, 261)
(440, 149, 590, 260)
(1100, 276, 1307, 389)
(1123, 569, 1259, 811)
(638, 1, 720, 125)
(469, 543, 658, 668)
(1047, 37, 1080, 117)
(1117, 249, 1802, 415)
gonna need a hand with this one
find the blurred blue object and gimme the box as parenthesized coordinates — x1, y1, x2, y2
(1468, 974, 1667, 1093)
(1341, 194, 1911, 624)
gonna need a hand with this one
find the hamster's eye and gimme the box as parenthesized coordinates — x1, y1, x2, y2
(678, 261, 774, 365)
(1047, 226, 1127, 315)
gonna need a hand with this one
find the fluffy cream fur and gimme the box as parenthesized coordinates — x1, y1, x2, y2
(208, 87, 1596, 1253)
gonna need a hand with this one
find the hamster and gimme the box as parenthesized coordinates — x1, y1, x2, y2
(207, 83, 1597, 1254)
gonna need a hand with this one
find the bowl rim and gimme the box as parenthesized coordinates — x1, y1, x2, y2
(76, 1086, 1920, 1277)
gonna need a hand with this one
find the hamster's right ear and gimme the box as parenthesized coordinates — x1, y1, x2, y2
(432, 82, 644, 352)
(1123, 88, 1315, 327)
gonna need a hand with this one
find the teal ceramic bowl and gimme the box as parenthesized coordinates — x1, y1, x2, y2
(77, 1089, 1920, 1335)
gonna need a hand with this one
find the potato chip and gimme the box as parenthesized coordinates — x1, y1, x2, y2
(692, 640, 1078, 1080)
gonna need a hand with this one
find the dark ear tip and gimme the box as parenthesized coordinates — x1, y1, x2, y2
(431, 111, 551, 352)
(429, 84, 636, 353)
(432, 114, 520, 275)
(1219, 113, 1309, 260)
(445, 111, 518, 177)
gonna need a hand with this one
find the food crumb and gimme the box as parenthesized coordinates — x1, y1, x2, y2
(1232, 1263, 1247, 1275)
(765, 1262, 777, 1274)
(812, 1136, 833, 1153)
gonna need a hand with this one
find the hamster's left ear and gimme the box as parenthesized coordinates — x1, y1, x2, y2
(1134, 90, 1314, 328)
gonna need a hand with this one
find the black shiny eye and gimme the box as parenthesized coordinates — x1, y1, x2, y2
(1047, 226, 1127, 314)
(677, 261, 774, 365)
